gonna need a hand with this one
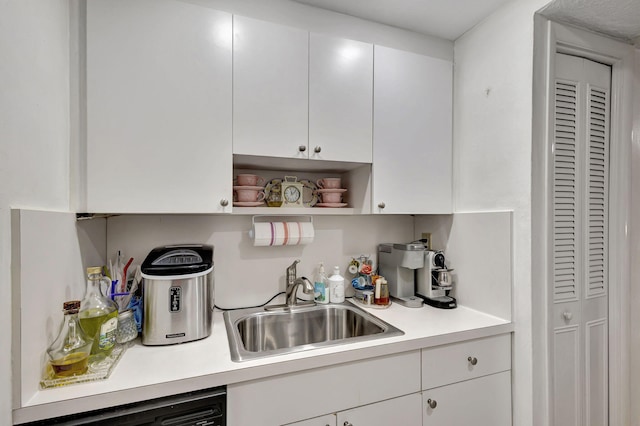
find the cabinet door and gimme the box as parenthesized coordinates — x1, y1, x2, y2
(233, 16, 308, 159)
(309, 33, 373, 163)
(86, 0, 232, 213)
(423, 371, 512, 426)
(337, 393, 422, 426)
(373, 46, 452, 214)
(283, 414, 336, 426)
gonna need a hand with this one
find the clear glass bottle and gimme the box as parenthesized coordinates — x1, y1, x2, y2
(47, 300, 93, 378)
(79, 267, 118, 361)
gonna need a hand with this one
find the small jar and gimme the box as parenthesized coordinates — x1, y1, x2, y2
(116, 309, 138, 344)
(374, 278, 389, 306)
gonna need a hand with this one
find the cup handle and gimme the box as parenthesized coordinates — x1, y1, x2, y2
(257, 176, 265, 186)
(257, 192, 266, 202)
(316, 179, 324, 188)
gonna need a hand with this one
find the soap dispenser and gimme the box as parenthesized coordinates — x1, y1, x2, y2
(328, 266, 345, 303)
(314, 262, 329, 304)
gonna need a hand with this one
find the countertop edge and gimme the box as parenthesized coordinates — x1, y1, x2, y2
(13, 311, 513, 424)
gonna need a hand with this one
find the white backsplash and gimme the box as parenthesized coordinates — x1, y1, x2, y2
(12, 209, 512, 408)
(106, 214, 414, 308)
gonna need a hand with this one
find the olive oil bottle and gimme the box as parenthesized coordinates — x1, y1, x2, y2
(79, 267, 118, 361)
(47, 300, 93, 378)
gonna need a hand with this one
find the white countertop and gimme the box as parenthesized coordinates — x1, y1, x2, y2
(14, 302, 512, 424)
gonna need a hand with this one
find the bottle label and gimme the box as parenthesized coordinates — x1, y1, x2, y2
(314, 282, 327, 302)
(99, 317, 117, 351)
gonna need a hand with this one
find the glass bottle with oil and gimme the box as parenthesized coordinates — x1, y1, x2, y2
(47, 300, 93, 378)
(79, 267, 118, 362)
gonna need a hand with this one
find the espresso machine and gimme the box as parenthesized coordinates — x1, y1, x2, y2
(378, 243, 425, 308)
(416, 250, 457, 309)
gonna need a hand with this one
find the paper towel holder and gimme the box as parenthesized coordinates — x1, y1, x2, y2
(251, 215, 313, 226)
(249, 215, 314, 246)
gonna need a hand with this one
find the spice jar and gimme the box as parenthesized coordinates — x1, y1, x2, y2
(116, 309, 138, 344)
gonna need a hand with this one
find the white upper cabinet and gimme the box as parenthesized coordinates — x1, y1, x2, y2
(233, 16, 309, 159)
(86, 0, 233, 213)
(309, 33, 373, 163)
(372, 46, 453, 214)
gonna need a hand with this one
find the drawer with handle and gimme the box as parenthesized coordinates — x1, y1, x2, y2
(421, 333, 511, 390)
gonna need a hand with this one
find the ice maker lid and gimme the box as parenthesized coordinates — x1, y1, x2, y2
(141, 244, 213, 276)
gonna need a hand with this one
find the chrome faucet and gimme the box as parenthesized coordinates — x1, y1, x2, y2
(286, 277, 315, 306)
(282, 259, 315, 307)
(286, 259, 300, 288)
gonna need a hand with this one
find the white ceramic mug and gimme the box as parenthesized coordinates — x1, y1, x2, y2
(317, 177, 341, 189)
(235, 188, 266, 202)
(236, 174, 265, 186)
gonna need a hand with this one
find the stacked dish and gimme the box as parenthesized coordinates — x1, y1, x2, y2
(233, 174, 266, 207)
(316, 177, 347, 208)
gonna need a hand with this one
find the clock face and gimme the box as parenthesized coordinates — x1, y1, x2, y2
(284, 186, 301, 202)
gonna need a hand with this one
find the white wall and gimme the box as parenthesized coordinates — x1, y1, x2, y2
(630, 47, 640, 425)
(415, 212, 513, 321)
(452, 0, 549, 425)
(0, 1, 71, 423)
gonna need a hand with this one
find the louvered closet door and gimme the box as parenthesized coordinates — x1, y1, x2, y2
(552, 53, 611, 426)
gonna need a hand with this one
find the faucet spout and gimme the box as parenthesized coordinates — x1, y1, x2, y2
(286, 277, 315, 306)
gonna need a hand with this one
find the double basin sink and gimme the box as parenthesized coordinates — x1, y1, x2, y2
(224, 302, 404, 362)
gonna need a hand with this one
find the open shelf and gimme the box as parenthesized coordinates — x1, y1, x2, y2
(231, 207, 357, 215)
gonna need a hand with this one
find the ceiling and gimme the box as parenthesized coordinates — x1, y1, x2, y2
(293, 0, 640, 45)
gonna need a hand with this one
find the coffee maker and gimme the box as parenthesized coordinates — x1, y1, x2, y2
(416, 250, 457, 309)
(378, 243, 425, 308)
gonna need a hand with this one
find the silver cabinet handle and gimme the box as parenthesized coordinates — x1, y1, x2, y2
(314, 146, 322, 153)
(563, 311, 573, 321)
(220, 199, 229, 207)
(468, 356, 478, 365)
(378, 202, 386, 209)
(427, 398, 437, 409)
(298, 145, 307, 152)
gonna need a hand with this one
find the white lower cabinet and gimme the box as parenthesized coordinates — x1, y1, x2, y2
(422, 371, 512, 426)
(421, 334, 512, 426)
(229, 334, 512, 426)
(228, 351, 421, 425)
(284, 394, 422, 426)
(337, 393, 422, 426)
(284, 414, 336, 426)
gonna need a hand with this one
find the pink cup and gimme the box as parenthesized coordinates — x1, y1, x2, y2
(321, 192, 342, 203)
(235, 188, 266, 202)
(317, 178, 342, 189)
(236, 174, 265, 186)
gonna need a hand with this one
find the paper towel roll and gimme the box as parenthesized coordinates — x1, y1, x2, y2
(250, 221, 314, 246)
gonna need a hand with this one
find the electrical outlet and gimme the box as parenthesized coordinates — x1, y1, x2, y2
(421, 232, 432, 249)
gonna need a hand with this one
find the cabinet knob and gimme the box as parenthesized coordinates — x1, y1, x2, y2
(314, 146, 322, 153)
(427, 398, 437, 409)
(220, 199, 229, 207)
(298, 145, 307, 152)
(378, 202, 386, 209)
(344, 422, 353, 426)
(468, 356, 478, 366)
(563, 311, 573, 321)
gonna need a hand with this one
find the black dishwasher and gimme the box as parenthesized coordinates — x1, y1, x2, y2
(20, 386, 225, 426)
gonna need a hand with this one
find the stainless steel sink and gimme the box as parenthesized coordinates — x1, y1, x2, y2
(223, 302, 404, 362)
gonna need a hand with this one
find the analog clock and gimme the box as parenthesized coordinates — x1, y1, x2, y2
(280, 176, 304, 207)
(284, 186, 301, 203)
